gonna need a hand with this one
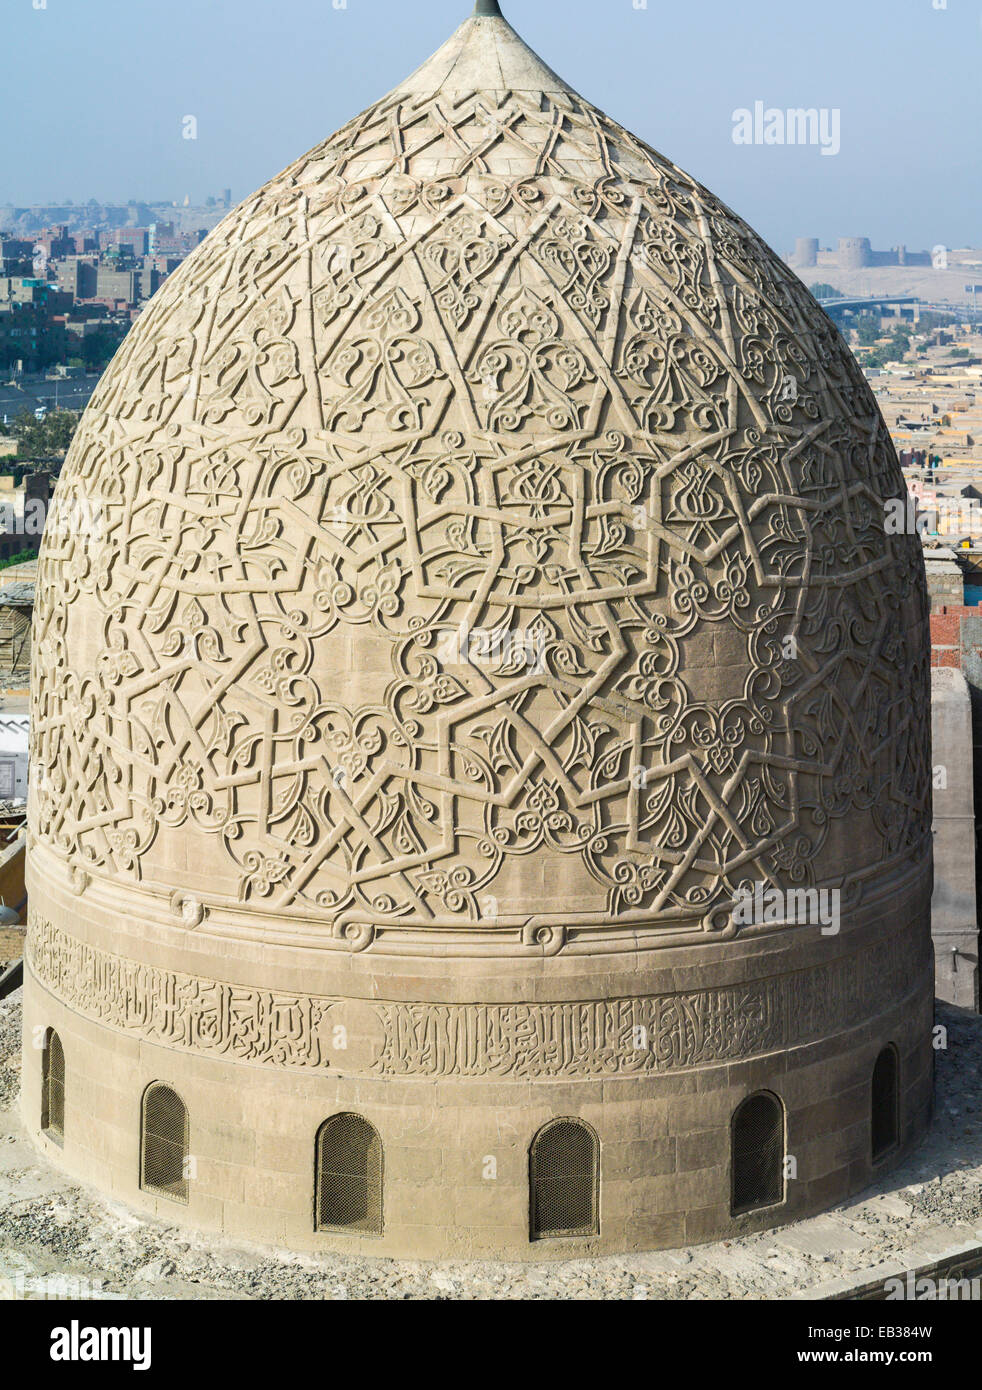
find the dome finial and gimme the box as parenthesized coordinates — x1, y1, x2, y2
(473, 0, 503, 15)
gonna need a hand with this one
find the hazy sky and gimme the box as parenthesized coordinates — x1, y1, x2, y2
(6, 0, 980, 256)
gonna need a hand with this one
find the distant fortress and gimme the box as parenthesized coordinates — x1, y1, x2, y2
(790, 237, 934, 270)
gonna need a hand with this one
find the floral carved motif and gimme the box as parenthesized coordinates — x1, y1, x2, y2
(29, 81, 930, 945)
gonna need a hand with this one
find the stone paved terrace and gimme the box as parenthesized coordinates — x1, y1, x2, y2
(1, 990, 980, 1301)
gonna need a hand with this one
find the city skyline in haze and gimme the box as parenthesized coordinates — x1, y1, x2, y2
(6, 0, 981, 255)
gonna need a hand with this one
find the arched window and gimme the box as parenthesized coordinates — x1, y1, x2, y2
(140, 1083, 189, 1203)
(315, 1114, 382, 1235)
(731, 1092, 785, 1216)
(872, 1045, 900, 1162)
(41, 1028, 65, 1144)
(529, 1118, 599, 1240)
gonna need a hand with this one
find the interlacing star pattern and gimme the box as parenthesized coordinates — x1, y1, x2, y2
(30, 77, 929, 945)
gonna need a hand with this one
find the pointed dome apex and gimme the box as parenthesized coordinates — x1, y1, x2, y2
(393, 2, 576, 97)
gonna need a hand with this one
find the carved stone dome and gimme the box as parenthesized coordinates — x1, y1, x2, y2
(24, 2, 933, 1259)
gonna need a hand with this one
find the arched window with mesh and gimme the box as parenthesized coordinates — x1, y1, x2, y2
(731, 1092, 785, 1215)
(315, 1114, 382, 1235)
(41, 1028, 65, 1144)
(140, 1083, 189, 1203)
(529, 1118, 599, 1240)
(872, 1045, 900, 1162)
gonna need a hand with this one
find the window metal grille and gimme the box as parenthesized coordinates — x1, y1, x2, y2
(316, 1114, 382, 1235)
(731, 1092, 784, 1215)
(872, 1046, 899, 1162)
(530, 1119, 598, 1240)
(141, 1083, 189, 1203)
(42, 1029, 64, 1144)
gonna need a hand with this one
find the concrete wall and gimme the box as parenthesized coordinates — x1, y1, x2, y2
(926, 566, 965, 617)
(930, 603, 982, 1007)
(0, 834, 25, 914)
(931, 669, 979, 1008)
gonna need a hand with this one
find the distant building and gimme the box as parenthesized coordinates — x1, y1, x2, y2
(99, 229, 149, 256)
(54, 258, 98, 299)
(0, 580, 33, 678)
(32, 226, 75, 259)
(0, 715, 28, 801)
(790, 236, 934, 271)
(94, 265, 160, 306)
(0, 302, 68, 367)
(0, 239, 33, 275)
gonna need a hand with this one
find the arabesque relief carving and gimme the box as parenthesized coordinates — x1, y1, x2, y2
(29, 71, 930, 946)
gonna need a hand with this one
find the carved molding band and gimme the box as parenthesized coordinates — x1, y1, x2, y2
(27, 914, 929, 1079)
(27, 835, 932, 960)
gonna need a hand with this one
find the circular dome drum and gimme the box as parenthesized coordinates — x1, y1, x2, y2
(22, 2, 933, 1258)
